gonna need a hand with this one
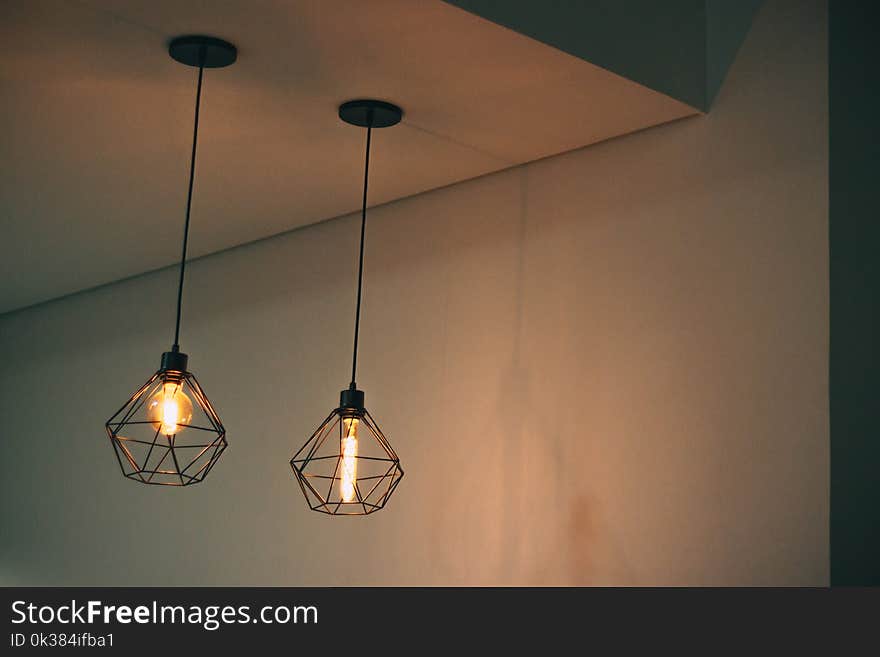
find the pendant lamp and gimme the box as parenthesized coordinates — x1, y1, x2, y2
(104, 36, 236, 486)
(290, 100, 405, 515)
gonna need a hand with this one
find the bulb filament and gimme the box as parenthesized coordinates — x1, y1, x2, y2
(160, 384, 181, 435)
(341, 418, 359, 502)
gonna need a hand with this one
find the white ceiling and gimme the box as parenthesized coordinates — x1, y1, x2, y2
(0, 0, 698, 313)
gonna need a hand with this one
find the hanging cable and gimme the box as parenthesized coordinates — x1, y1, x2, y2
(350, 116, 373, 388)
(172, 47, 205, 352)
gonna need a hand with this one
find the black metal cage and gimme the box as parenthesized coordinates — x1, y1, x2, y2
(290, 407, 403, 515)
(105, 368, 227, 486)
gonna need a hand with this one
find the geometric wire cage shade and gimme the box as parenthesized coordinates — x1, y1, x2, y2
(290, 406, 403, 515)
(105, 368, 227, 486)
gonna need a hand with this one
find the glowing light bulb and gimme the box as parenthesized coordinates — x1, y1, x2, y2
(146, 382, 193, 436)
(340, 417, 359, 502)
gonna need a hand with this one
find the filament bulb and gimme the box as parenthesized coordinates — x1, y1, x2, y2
(341, 417, 359, 502)
(146, 382, 193, 437)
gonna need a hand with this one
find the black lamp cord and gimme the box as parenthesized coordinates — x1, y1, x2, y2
(172, 50, 205, 353)
(350, 118, 373, 389)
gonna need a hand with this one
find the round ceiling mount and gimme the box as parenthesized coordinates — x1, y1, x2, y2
(169, 35, 237, 68)
(339, 100, 403, 128)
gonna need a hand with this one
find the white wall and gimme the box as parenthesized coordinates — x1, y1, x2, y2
(0, 0, 827, 586)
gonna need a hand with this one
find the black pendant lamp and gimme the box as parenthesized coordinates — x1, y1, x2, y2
(290, 100, 405, 515)
(105, 36, 236, 486)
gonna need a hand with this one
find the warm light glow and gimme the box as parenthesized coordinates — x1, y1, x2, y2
(146, 382, 193, 436)
(340, 417, 359, 502)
